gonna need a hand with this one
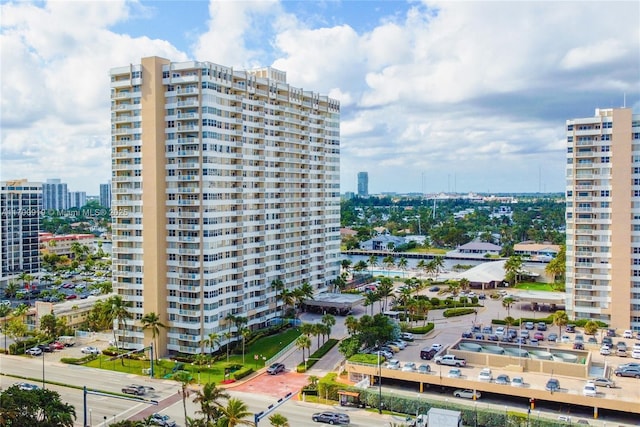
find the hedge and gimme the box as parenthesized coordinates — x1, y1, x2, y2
(233, 367, 254, 380)
(406, 323, 435, 334)
(443, 308, 476, 318)
(296, 338, 338, 373)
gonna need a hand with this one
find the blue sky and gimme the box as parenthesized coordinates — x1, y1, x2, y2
(1, 0, 639, 195)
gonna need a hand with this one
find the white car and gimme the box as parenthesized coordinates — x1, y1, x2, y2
(600, 345, 611, 356)
(26, 347, 43, 356)
(431, 343, 443, 352)
(583, 382, 597, 397)
(386, 359, 400, 369)
(561, 335, 571, 344)
(402, 362, 416, 372)
(511, 376, 524, 387)
(495, 326, 505, 336)
(389, 340, 407, 350)
(448, 368, 462, 378)
(81, 346, 100, 355)
(453, 389, 481, 399)
(478, 368, 493, 382)
(622, 330, 633, 339)
(632, 350, 640, 359)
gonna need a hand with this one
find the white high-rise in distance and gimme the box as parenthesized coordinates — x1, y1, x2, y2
(109, 57, 341, 355)
(565, 107, 640, 332)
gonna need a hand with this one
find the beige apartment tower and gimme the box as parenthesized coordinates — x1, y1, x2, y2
(565, 107, 640, 332)
(109, 57, 341, 355)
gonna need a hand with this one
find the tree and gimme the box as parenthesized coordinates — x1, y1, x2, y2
(584, 320, 599, 335)
(172, 370, 194, 425)
(193, 382, 229, 425)
(0, 384, 76, 426)
(377, 278, 394, 312)
(504, 255, 524, 285)
(241, 328, 251, 365)
(344, 315, 358, 336)
(545, 245, 566, 282)
(321, 314, 336, 340)
(397, 257, 408, 273)
(364, 292, 378, 316)
(268, 413, 290, 427)
(502, 297, 515, 318)
(504, 316, 515, 334)
(4, 281, 19, 298)
(295, 335, 311, 365)
(553, 310, 569, 337)
(368, 255, 379, 273)
(224, 332, 234, 363)
(382, 255, 395, 273)
(40, 313, 60, 340)
(200, 332, 221, 355)
(107, 295, 132, 353)
(5, 318, 28, 347)
(141, 312, 166, 360)
(270, 279, 285, 318)
(218, 397, 255, 427)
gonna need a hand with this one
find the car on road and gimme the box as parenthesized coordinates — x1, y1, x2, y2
(17, 382, 39, 391)
(591, 378, 615, 388)
(312, 411, 350, 425)
(26, 347, 43, 356)
(478, 368, 492, 382)
(614, 366, 640, 378)
(583, 382, 597, 397)
(453, 389, 481, 399)
(121, 384, 147, 395)
(448, 368, 462, 378)
(546, 378, 560, 392)
(420, 348, 437, 360)
(266, 363, 285, 375)
(402, 362, 416, 372)
(548, 333, 558, 342)
(80, 346, 100, 355)
(430, 343, 443, 352)
(418, 364, 431, 374)
(495, 374, 510, 385)
(511, 376, 524, 387)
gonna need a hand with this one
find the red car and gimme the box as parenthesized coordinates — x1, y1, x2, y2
(533, 332, 545, 341)
(65, 294, 77, 300)
(50, 341, 65, 350)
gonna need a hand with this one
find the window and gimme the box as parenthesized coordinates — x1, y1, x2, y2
(567, 124, 574, 131)
(600, 190, 610, 197)
(601, 157, 610, 163)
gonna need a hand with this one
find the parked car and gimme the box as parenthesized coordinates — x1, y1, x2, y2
(420, 348, 437, 360)
(537, 322, 547, 331)
(487, 334, 499, 342)
(534, 332, 545, 341)
(566, 324, 576, 333)
(50, 341, 65, 350)
(401, 332, 414, 342)
(312, 412, 350, 425)
(561, 335, 571, 343)
(573, 342, 584, 350)
(591, 377, 615, 388)
(614, 366, 640, 378)
(386, 359, 400, 370)
(448, 368, 462, 378)
(632, 349, 640, 359)
(478, 368, 492, 382)
(524, 322, 535, 330)
(495, 374, 510, 385)
(389, 340, 407, 350)
(26, 347, 43, 356)
(583, 382, 597, 397)
(453, 389, 481, 399)
(461, 331, 473, 339)
(428, 286, 440, 292)
(266, 363, 285, 375)
(623, 330, 634, 339)
(495, 326, 505, 336)
(587, 337, 598, 345)
(548, 333, 558, 342)
(600, 346, 611, 356)
(482, 326, 493, 334)
(37, 344, 53, 353)
(402, 362, 416, 372)
(606, 328, 616, 337)
(617, 348, 628, 357)
(80, 346, 100, 355)
(417, 364, 431, 374)
(511, 376, 524, 387)
(545, 378, 561, 392)
(617, 342, 627, 351)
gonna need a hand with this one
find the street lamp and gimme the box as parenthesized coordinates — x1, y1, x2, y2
(377, 350, 382, 414)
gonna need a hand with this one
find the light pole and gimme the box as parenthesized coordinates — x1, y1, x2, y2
(377, 350, 382, 414)
(42, 349, 45, 388)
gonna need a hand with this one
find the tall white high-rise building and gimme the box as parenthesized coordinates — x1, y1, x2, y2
(1, 179, 42, 284)
(565, 107, 640, 332)
(109, 57, 341, 355)
(68, 191, 87, 208)
(42, 178, 68, 211)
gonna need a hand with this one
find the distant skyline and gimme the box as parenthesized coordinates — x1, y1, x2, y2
(1, 1, 639, 194)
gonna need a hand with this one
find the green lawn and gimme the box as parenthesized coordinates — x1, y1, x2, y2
(514, 282, 555, 292)
(83, 327, 302, 384)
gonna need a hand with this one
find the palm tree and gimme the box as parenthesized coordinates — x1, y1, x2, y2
(341, 259, 352, 276)
(397, 257, 408, 274)
(377, 278, 394, 312)
(382, 255, 395, 275)
(344, 315, 358, 336)
(108, 295, 132, 354)
(268, 413, 290, 427)
(193, 381, 230, 425)
(553, 310, 569, 337)
(502, 297, 515, 318)
(504, 316, 515, 334)
(271, 279, 285, 318)
(219, 397, 255, 427)
(224, 332, 234, 362)
(141, 312, 166, 360)
(416, 259, 426, 279)
(321, 314, 336, 339)
(4, 281, 19, 299)
(295, 335, 312, 366)
(432, 256, 445, 280)
(241, 328, 251, 365)
(504, 255, 524, 285)
(364, 292, 378, 316)
(0, 304, 12, 353)
(368, 255, 379, 274)
(172, 370, 194, 425)
(201, 332, 221, 355)
(224, 313, 237, 356)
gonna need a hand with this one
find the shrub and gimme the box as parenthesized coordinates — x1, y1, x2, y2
(443, 308, 476, 318)
(406, 323, 434, 334)
(348, 354, 379, 364)
(233, 367, 254, 380)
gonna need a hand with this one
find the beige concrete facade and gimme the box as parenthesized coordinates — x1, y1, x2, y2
(566, 108, 640, 332)
(109, 57, 340, 356)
